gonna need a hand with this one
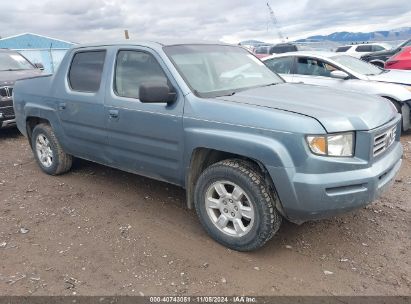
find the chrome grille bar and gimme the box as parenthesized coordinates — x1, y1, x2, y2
(373, 126, 396, 157)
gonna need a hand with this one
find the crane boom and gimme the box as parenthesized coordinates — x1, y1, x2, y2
(266, 2, 285, 42)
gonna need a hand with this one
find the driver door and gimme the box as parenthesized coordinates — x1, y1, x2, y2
(104, 48, 184, 185)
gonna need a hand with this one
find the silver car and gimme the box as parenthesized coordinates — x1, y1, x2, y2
(262, 52, 411, 131)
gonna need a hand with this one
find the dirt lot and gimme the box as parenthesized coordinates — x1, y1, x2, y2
(0, 128, 410, 296)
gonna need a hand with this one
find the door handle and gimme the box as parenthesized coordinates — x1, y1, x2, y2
(109, 109, 119, 119)
(59, 102, 66, 110)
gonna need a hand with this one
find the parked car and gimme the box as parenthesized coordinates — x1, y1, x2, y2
(13, 41, 402, 251)
(335, 43, 391, 58)
(263, 52, 411, 131)
(361, 39, 411, 68)
(254, 43, 298, 59)
(385, 46, 411, 70)
(0, 49, 43, 129)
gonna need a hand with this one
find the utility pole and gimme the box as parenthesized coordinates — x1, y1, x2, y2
(124, 30, 129, 40)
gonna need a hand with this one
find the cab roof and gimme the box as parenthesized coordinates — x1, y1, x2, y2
(72, 39, 231, 50)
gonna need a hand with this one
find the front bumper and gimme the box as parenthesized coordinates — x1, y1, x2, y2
(1, 118, 16, 128)
(268, 141, 403, 223)
(0, 98, 16, 129)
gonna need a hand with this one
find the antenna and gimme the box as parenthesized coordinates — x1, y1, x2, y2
(266, 2, 285, 43)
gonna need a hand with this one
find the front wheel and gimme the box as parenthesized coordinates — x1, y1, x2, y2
(31, 123, 73, 175)
(194, 159, 282, 251)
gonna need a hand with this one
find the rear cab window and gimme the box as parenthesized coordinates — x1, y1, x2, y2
(68, 50, 106, 92)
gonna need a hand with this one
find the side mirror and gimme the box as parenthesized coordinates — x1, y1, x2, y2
(330, 70, 349, 80)
(34, 63, 44, 70)
(139, 81, 176, 104)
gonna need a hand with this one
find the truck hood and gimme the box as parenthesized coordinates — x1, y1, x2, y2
(216, 83, 396, 133)
(0, 69, 43, 86)
(367, 69, 411, 85)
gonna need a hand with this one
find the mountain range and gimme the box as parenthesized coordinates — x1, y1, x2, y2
(295, 27, 411, 42)
(240, 27, 411, 46)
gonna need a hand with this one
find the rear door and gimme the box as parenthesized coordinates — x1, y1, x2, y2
(56, 49, 108, 163)
(104, 47, 184, 185)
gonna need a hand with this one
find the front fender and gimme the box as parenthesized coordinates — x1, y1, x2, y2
(184, 128, 295, 172)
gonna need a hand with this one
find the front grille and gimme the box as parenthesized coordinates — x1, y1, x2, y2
(373, 125, 396, 157)
(0, 86, 13, 99)
(0, 106, 15, 118)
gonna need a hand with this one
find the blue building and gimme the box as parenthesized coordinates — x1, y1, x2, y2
(0, 33, 75, 73)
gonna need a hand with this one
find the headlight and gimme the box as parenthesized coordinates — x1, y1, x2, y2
(404, 85, 411, 92)
(306, 132, 354, 157)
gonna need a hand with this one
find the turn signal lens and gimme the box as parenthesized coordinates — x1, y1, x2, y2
(306, 132, 354, 157)
(306, 136, 327, 155)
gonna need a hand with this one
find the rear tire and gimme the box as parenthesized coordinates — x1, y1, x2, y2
(194, 159, 282, 251)
(31, 123, 72, 175)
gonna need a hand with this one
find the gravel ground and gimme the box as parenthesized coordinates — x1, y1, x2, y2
(0, 128, 410, 296)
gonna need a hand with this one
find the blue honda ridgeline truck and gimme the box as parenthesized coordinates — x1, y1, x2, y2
(13, 41, 403, 251)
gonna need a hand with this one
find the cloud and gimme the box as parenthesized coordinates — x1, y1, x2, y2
(0, 0, 410, 44)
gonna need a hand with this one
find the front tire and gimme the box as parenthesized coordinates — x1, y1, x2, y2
(31, 123, 72, 175)
(194, 159, 282, 251)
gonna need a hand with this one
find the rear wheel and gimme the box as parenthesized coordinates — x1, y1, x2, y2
(194, 159, 282, 251)
(31, 123, 72, 175)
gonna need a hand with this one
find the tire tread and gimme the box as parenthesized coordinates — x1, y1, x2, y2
(194, 159, 282, 251)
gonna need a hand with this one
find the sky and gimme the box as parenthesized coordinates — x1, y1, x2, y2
(1, 0, 411, 44)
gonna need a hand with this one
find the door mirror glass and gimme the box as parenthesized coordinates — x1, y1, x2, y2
(330, 70, 349, 79)
(139, 81, 176, 104)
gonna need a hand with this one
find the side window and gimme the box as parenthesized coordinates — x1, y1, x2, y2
(372, 45, 385, 51)
(264, 57, 293, 74)
(356, 45, 372, 52)
(295, 58, 338, 77)
(114, 50, 168, 99)
(68, 51, 106, 92)
(336, 46, 351, 52)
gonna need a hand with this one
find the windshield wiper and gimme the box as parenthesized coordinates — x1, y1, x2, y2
(260, 82, 279, 88)
(220, 91, 237, 97)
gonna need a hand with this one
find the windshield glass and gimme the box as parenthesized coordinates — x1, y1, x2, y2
(0, 52, 35, 71)
(164, 44, 283, 97)
(331, 55, 383, 76)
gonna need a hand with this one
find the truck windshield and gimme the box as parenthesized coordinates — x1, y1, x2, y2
(331, 55, 383, 76)
(0, 52, 35, 71)
(164, 45, 283, 98)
